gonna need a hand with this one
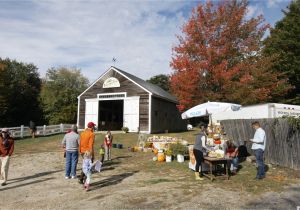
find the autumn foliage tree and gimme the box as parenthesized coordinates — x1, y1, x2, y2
(170, 0, 291, 110)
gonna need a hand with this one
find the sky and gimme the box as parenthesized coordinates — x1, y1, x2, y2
(0, 0, 292, 83)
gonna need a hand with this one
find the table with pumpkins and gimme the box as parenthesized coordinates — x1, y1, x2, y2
(135, 125, 231, 181)
(189, 125, 231, 181)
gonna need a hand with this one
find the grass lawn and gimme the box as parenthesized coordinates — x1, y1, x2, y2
(14, 130, 300, 195)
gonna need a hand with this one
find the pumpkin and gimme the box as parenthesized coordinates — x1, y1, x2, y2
(153, 148, 158, 155)
(214, 140, 221, 144)
(157, 153, 165, 162)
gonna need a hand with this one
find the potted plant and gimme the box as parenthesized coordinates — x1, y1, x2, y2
(169, 142, 188, 163)
(165, 149, 173, 162)
(121, 126, 129, 133)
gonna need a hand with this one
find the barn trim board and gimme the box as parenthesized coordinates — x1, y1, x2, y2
(77, 66, 186, 133)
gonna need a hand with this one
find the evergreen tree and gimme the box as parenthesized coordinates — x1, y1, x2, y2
(146, 74, 170, 92)
(264, 0, 300, 104)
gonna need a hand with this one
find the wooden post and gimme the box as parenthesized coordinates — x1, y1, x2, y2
(21, 125, 24, 138)
(60, 123, 64, 133)
(43, 125, 46, 136)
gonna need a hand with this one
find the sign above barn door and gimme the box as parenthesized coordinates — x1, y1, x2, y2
(103, 77, 120, 88)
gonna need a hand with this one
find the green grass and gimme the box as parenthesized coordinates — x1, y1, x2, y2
(14, 134, 65, 154)
(144, 178, 173, 185)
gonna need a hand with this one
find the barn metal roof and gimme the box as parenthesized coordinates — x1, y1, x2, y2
(113, 67, 178, 103)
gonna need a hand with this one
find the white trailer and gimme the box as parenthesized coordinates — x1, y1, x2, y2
(212, 103, 300, 123)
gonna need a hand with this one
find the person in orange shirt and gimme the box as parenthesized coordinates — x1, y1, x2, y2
(78, 122, 96, 184)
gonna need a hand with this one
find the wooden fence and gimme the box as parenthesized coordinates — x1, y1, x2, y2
(0, 124, 73, 138)
(221, 119, 300, 170)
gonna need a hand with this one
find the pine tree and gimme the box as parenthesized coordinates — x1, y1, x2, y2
(264, 0, 300, 104)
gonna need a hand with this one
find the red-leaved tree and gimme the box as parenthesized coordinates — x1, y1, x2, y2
(170, 0, 291, 110)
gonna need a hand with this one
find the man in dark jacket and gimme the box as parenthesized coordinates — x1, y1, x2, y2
(0, 128, 14, 186)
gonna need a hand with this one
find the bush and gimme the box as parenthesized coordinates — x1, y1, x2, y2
(121, 127, 129, 133)
(169, 142, 188, 156)
(165, 149, 173, 156)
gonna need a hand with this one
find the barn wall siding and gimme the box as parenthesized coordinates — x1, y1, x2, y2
(151, 96, 187, 133)
(221, 119, 300, 170)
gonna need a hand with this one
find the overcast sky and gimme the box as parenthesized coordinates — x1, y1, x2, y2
(0, 0, 291, 82)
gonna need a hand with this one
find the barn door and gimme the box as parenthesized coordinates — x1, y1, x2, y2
(123, 97, 139, 132)
(85, 100, 98, 128)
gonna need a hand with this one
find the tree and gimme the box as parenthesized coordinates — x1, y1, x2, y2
(146, 74, 170, 92)
(264, 0, 300, 104)
(40, 67, 89, 124)
(170, 0, 291, 110)
(0, 58, 42, 127)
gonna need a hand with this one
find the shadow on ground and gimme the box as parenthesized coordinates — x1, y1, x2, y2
(0, 177, 55, 192)
(112, 155, 132, 160)
(242, 186, 300, 209)
(0, 169, 63, 192)
(90, 170, 139, 191)
(8, 169, 63, 183)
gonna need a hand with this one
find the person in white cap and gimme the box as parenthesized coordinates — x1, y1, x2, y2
(0, 128, 14, 186)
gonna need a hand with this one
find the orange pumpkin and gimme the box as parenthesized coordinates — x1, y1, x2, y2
(157, 153, 165, 162)
(214, 140, 221, 144)
(153, 149, 158, 155)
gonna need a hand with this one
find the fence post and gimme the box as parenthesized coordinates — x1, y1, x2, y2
(60, 123, 64, 133)
(43, 125, 46, 136)
(21, 125, 24, 138)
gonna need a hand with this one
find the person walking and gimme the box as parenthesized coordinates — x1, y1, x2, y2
(62, 125, 80, 179)
(250, 121, 266, 180)
(0, 128, 14, 186)
(193, 125, 208, 181)
(78, 122, 96, 184)
(82, 151, 93, 191)
(104, 131, 113, 161)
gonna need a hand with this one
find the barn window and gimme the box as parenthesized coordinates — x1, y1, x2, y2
(97, 92, 126, 100)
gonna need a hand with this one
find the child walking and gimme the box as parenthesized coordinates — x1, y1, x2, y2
(104, 131, 113, 161)
(99, 144, 105, 164)
(82, 151, 93, 191)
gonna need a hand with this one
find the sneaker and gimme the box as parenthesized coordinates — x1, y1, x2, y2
(1, 182, 6, 186)
(65, 176, 70, 179)
(71, 176, 76, 179)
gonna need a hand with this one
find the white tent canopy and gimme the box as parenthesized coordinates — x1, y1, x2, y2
(181, 101, 241, 120)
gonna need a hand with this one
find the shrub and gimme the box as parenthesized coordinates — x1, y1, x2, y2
(121, 127, 129, 133)
(169, 142, 188, 156)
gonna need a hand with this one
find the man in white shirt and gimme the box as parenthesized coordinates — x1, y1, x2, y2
(250, 121, 266, 180)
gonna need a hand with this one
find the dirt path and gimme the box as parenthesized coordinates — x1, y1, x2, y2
(0, 151, 299, 210)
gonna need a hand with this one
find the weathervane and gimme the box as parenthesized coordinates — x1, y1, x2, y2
(112, 57, 117, 64)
